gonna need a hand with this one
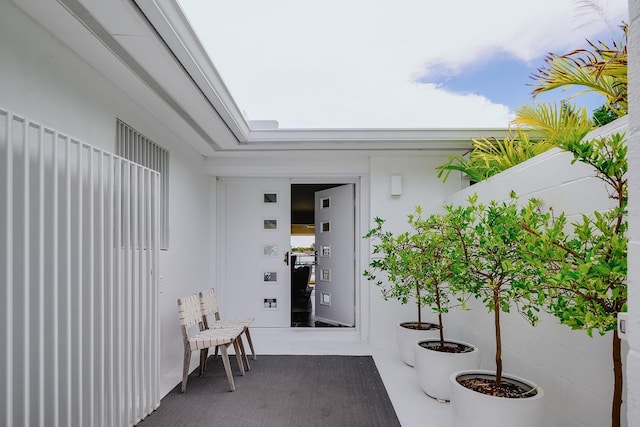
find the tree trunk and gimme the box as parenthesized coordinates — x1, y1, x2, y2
(435, 286, 444, 346)
(494, 290, 502, 387)
(416, 286, 422, 328)
(612, 331, 623, 427)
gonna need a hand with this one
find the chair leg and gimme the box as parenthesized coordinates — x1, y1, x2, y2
(203, 348, 208, 373)
(181, 347, 191, 393)
(244, 328, 256, 360)
(199, 349, 208, 377)
(218, 344, 235, 392)
(237, 335, 250, 371)
(233, 340, 245, 376)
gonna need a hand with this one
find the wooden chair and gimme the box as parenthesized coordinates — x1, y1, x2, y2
(199, 288, 257, 364)
(177, 294, 245, 392)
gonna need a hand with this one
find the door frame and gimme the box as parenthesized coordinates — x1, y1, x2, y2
(291, 177, 361, 330)
(213, 174, 370, 339)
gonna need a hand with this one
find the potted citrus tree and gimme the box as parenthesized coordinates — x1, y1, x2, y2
(364, 206, 476, 370)
(520, 133, 628, 427)
(407, 209, 480, 402)
(446, 193, 546, 427)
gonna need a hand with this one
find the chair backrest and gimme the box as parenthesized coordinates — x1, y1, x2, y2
(199, 288, 221, 323)
(292, 266, 312, 295)
(177, 294, 203, 330)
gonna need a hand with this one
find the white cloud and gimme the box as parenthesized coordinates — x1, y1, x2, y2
(178, 0, 628, 128)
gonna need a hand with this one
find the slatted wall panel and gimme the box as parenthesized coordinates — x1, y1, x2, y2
(0, 109, 160, 426)
(116, 119, 169, 250)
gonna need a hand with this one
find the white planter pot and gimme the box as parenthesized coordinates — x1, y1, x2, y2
(414, 339, 480, 401)
(396, 321, 440, 366)
(450, 370, 544, 427)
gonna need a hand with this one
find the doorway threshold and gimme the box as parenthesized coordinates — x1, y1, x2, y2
(249, 327, 366, 355)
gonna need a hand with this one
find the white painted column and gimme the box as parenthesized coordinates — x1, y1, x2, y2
(627, 1, 640, 423)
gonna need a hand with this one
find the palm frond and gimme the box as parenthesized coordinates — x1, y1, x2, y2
(531, 54, 622, 108)
(436, 129, 554, 183)
(513, 103, 593, 148)
(530, 22, 627, 116)
(435, 154, 485, 183)
(468, 134, 553, 175)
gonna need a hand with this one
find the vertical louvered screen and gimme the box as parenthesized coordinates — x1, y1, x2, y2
(0, 109, 160, 426)
(116, 119, 169, 250)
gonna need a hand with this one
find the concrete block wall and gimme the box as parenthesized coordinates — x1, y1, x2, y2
(443, 119, 629, 426)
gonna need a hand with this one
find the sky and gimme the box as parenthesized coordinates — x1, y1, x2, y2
(178, 0, 628, 129)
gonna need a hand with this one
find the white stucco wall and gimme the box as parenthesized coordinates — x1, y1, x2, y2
(626, 0, 640, 423)
(0, 1, 211, 396)
(206, 151, 463, 344)
(367, 153, 463, 345)
(443, 119, 629, 427)
(0, 2, 116, 151)
(207, 151, 372, 335)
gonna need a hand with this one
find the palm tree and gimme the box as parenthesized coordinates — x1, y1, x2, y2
(436, 127, 553, 183)
(511, 102, 593, 150)
(437, 22, 627, 183)
(530, 22, 628, 117)
(436, 102, 591, 183)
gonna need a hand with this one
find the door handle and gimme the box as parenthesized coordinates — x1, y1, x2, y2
(284, 251, 289, 266)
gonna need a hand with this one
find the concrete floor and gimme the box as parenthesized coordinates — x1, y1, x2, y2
(251, 328, 452, 427)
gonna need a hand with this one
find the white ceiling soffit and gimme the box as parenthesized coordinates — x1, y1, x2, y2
(133, 0, 251, 142)
(58, 0, 247, 150)
(243, 128, 509, 151)
(12, 0, 245, 154)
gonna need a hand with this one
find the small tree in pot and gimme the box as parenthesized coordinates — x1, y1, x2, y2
(446, 194, 548, 427)
(447, 193, 546, 391)
(364, 206, 467, 366)
(520, 133, 627, 427)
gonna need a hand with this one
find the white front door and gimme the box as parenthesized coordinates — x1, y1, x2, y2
(220, 179, 291, 327)
(314, 184, 355, 326)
